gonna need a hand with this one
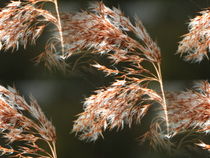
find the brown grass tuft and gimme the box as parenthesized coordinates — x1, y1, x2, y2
(0, 1, 57, 51)
(177, 8, 210, 62)
(0, 86, 57, 158)
(71, 2, 170, 141)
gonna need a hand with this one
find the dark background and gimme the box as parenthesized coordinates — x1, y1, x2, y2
(0, 0, 210, 158)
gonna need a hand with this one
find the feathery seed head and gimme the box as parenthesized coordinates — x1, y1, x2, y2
(71, 2, 166, 142)
(0, 1, 57, 51)
(0, 85, 56, 157)
(177, 8, 210, 62)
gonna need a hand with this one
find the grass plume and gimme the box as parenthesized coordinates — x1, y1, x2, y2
(0, 0, 209, 156)
(0, 86, 57, 158)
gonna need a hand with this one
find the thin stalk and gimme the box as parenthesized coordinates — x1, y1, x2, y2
(47, 141, 57, 158)
(53, 0, 65, 54)
(177, 131, 193, 149)
(152, 62, 169, 135)
(52, 141, 57, 158)
(72, 51, 89, 71)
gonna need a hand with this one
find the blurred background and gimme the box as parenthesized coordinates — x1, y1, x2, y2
(0, 0, 210, 157)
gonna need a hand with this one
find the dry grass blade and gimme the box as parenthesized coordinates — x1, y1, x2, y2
(73, 80, 161, 141)
(196, 141, 210, 151)
(142, 81, 210, 151)
(60, 2, 161, 62)
(71, 2, 170, 141)
(0, 85, 57, 158)
(177, 8, 210, 62)
(0, 1, 57, 51)
(0, 0, 66, 71)
(166, 81, 210, 136)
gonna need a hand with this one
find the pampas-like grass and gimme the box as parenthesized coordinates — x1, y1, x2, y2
(0, 86, 56, 158)
(177, 8, 210, 62)
(0, 0, 209, 157)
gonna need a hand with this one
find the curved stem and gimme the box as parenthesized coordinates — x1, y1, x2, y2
(157, 63, 169, 135)
(52, 141, 57, 158)
(152, 62, 169, 135)
(53, 0, 65, 54)
(46, 141, 57, 158)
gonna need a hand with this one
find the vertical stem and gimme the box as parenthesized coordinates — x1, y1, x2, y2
(54, 0, 65, 54)
(152, 62, 169, 135)
(157, 63, 169, 135)
(52, 141, 57, 158)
